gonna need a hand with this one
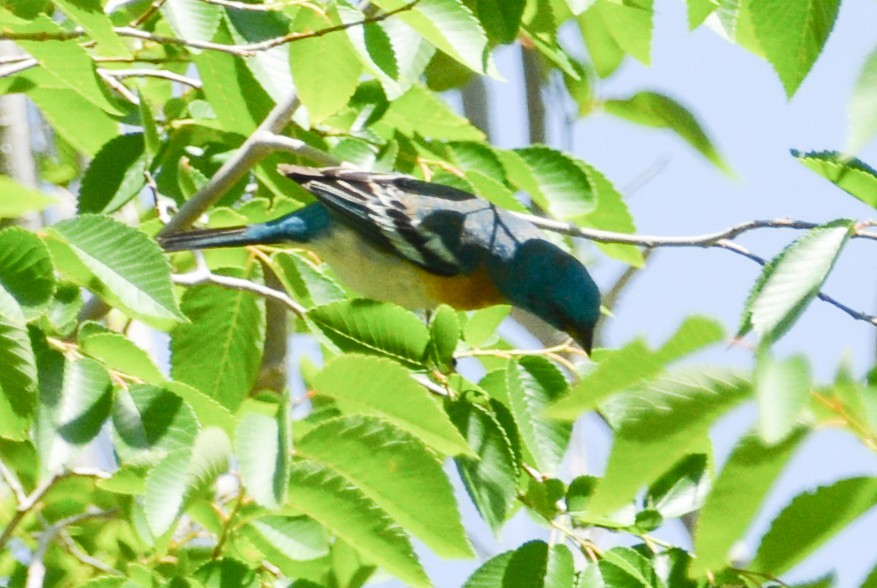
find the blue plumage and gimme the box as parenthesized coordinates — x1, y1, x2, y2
(159, 165, 601, 353)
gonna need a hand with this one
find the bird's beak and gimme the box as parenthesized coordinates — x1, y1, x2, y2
(567, 324, 594, 355)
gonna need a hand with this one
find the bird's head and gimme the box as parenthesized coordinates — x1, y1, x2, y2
(493, 239, 601, 354)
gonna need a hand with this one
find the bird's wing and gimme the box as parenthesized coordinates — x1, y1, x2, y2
(279, 165, 468, 276)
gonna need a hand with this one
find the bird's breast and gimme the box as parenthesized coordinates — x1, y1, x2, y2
(308, 227, 504, 310)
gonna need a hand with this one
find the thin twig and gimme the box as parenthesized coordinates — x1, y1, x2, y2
(2, 2, 422, 58)
(0, 56, 38, 78)
(0, 459, 26, 503)
(97, 68, 140, 104)
(518, 215, 877, 246)
(715, 240, 877, 326)
(0, 469, 111, 553)
(172, 265, 308, 318)
(57, 527, 124, 576)
(157, 95, 305, 235)
(101, 68, 203, 89)
(27, 510, 118, 588)
(129, 0, 169, 28)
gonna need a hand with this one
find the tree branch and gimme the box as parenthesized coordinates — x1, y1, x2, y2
(1, 2, 422, 58)
(157, 94, 305, 236)
(100, 67, 203, 89)
(0, 468, 111, 553)
(27, 509, 118, 588)
(172, 264, 307, 318)
(516, 215, 877, 247)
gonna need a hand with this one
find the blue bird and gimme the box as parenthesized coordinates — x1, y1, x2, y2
(159, 165, 601, 353)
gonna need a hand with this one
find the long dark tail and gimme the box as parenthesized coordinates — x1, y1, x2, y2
(157, 226, 263, 252)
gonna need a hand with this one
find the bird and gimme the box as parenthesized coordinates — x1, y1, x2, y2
(158, 165, 601, 353)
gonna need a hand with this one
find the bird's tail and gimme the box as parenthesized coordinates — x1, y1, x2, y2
(158, 226, 263, 252)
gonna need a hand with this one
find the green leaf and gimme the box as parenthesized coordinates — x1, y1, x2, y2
(463, 550, 515, 588)
(849, 46, 877, 153)
(716, 0, 761, 55)
(737, 219, 853, 343)
(236, 407, 289, 509)
(144, 427, 231, 536)
(297, 415, 472, 558)
(465, 170, 528, 212)
(427, 304, 460, 369)
(647, 453, 711, 519)
(463, 304, 511, 348)
(578, 163, 643, 266)
(80, 332, 165, 385)
(501, 146, 596, 220)
(505, 357, 571, 473)
(792, 150, 877, 209)
(287, 460, 430, 588)
(604, 92, 730, 174)
(171, 266, 266, 412)
(53, 0, 131, 57)
(579, 0, 653, 68)
(29, 88, 120, 157)
(0, 176, 57, 219)
(749, 0, 840, 97)
(193, 28, 274, 135)
(34, 357, 113, 473)
(522, 0, 579, 79)
(372, 0, 490, 74)
(307, 299, 430, 368)
(240, 516, 329, 570)
(343, 8, 435, 100)
(548, 316, 723, 420)
(687, 0, 719, 29)
(77, 133, 147, 214)
(165, 381, 237, 438)
(112, 384, 199, 466)
(546, 339, 661, 419)
(692, 429, 807, 576)
(448, 400, 518, 534)
(194, 559, 259, 588)
(0, 287, 37, 439)
(225, 8, 294, 103)
(600, 547, 660, 588)
(464, 541, 575, 587)
(271, 250, 346, 308)
(161, 0, 222, 44)
(472, 0, 525, 44)
(289, 9, 363, 123)
(313, 354, 473, 457)
(47, 215, 184, 329)
(0, 227, 55, 319)
(380, 84, 485, 141)
(589, 368, 751, 516)
(11, 13, 124, 115)
(576, 3, 624, 77)
(755, 353, 810, 445)
(655, 315, 725, 363)
(751, 477, 877, 575)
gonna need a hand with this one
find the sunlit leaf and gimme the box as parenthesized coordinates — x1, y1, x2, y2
(297, 415, 472, 558)
(313, 354, 473, 457)
(171, 266, 265, 412)
(749, 0, 840, 97)
(604, 92, 730, 174)
(692, 429, 807, 576)
(737, 219, 853, 343)
(751, 477, 877, 575)
(47, 215, 184, 329)
(792, 150, 877, 209)
(287, 460, 430, 587)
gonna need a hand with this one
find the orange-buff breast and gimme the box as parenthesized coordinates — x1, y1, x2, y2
(421, 266, 505, 310)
